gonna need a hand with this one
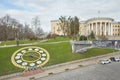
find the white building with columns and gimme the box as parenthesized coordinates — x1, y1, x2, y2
(51, 17, 120, 40)
(80, 17, 120, 40)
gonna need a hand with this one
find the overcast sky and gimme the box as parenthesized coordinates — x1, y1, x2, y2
(0, 0, 120, 32)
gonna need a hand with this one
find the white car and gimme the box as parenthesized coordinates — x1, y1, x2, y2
(110, 57, 120, 62)
(114, 57, 120, 61)
(99, 59, 111, 64)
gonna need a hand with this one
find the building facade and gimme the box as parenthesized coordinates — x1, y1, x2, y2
(80, 17, 120, 36)
(51, 20, 66, 35)
(51, 17, 120, 40)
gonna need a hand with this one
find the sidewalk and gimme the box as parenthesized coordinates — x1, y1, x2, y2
(1, 51, 120, 80)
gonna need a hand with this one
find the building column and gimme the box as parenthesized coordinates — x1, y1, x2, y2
(108, 22, 111, 36)
(89, 23, 90, 34)
(87, 23, 89, 35)
(107, 22, 109, 35)
(92, 23, 93, 31)
(111, 23, 113, 36)
(104, 22, 106, 35)
(100, 22, 102, 35)
(96, 22, 98, 35)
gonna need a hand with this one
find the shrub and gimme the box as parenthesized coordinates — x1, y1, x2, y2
(48, 72, 53, 75)
(79, 35, 87, 41)
(78, 65, 83, 67)
(47, 33, 58, 39)
(97, 35, 108, 40)
(65, 68, 69, 71)
(88, 31, 95, 39)
(29, 77, 35, 80)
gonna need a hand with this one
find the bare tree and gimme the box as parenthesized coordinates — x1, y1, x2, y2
(23, 23, 36, 40)
(0, 25, 7, 41)
(0, 15, 20, 40)
(36, 27, 44, 36)
(59, 16, 79, 38)
(32, 16, 40, 36)
(0, 14, 11, 40)
(59, 16, 68, 36)
(0, 14, 40, 42)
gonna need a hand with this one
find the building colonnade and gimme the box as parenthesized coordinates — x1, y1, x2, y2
(87, 22, 113, 36)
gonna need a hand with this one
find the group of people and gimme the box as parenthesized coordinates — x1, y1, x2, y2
(26, 66, 40, 71)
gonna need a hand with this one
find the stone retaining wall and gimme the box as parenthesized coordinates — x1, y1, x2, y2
(70, 40, 92, 53)
(71, 40, 120, 53)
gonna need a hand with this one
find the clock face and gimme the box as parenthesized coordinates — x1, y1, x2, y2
(11, 46, 50, 69)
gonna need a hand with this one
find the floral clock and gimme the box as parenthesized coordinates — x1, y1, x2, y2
(11, 46, 50, 69)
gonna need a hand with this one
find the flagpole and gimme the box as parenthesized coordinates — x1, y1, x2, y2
(98, 11, 100, 17)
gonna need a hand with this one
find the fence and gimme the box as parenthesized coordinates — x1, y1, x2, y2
(92, 40, 120, 49)
(71, 40, 120, 53)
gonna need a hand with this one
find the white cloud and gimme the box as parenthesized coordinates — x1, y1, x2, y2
(0, 0, 120, 32)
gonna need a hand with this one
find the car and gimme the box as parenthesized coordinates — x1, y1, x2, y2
(110, 57, 120, 62)
(99, 59, 111, 64)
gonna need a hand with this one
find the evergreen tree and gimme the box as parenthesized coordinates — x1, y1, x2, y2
(89, 31, 95, 39)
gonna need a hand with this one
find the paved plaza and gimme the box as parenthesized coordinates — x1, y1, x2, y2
(39, 62, 120, 80)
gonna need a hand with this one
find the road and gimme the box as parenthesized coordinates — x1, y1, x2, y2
(38, 62, 120, 80)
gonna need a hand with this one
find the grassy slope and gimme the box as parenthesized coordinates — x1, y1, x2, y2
(44, 36, 71, 43)
(0, 46, 23, 75)
(0, 36, 71, 46)
(41, 42, 116, 66)
(0, 42, 117, 76)
(0, 40, 40, 46)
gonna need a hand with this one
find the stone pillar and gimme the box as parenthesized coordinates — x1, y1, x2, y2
(100, 22, 102, 35)
(92, 23, 93, 31)
(86, 24, 88, 36)
(71, 41, 75, 53)
(104, 22, 106, 35)
(111, 23, 113, 36)
(96, 22, 98, 35)
(87, 23, 89, 36)
(108, 22, 111, 36)
(89, 23, 90, 34)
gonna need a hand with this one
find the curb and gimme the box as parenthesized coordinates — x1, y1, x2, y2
(44, 51, 120, 70)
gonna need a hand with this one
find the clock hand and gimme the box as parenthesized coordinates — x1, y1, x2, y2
(27, 54, 39, 59)
(33, 55, 39, 58)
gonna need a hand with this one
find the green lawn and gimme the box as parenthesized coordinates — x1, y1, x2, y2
(0, 39, 40, 46)
(0, 36, 71, 46)
(0, 42, 118, 76)
(44, 36, 71, 43)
